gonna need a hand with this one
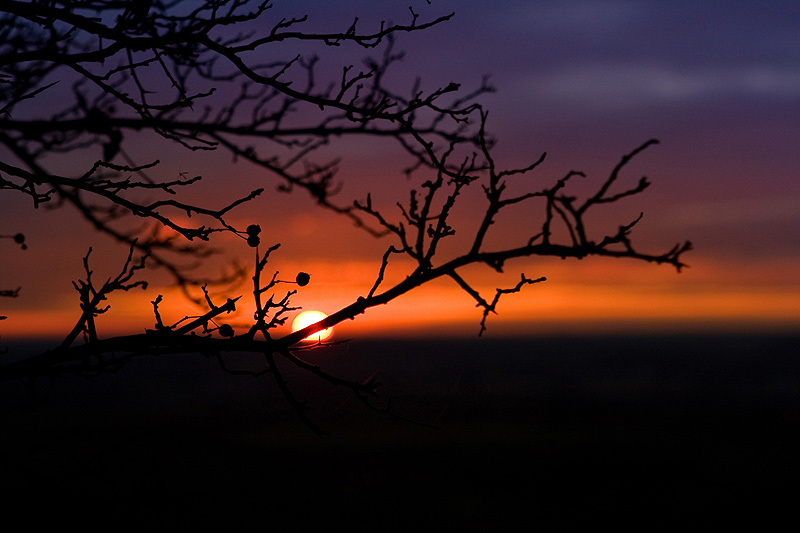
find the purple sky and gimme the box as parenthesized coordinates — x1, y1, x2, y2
(2, 0, 798, 337)
(277, 0, 800, 262)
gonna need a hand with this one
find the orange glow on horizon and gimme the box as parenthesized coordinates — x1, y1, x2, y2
(2, 255, 798, 341)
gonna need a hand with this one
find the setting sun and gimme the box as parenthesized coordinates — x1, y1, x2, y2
(291, 310, 334, 342)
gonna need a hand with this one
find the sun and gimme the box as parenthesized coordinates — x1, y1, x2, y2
(291, 310, 333, 342)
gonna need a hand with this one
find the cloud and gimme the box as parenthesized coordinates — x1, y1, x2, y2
(516, 63, 800, 109)
(666, 196, 800, 228)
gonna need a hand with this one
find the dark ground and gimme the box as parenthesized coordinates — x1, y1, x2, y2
(2, 334, 799, 530)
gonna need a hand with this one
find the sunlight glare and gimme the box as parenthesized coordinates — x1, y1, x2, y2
(291, 310, 333, 342)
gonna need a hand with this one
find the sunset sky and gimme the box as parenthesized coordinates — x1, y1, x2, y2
(1, 0, 799, 341)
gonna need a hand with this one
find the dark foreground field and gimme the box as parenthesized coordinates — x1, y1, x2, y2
(2, 334, 799, 530)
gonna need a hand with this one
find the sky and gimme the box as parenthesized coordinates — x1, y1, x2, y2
(1, 0, 799, 340)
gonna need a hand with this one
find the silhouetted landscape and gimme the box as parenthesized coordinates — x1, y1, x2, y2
(3, 333, 798, 529)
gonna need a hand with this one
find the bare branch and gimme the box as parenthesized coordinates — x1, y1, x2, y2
(0, 2, 690, 432)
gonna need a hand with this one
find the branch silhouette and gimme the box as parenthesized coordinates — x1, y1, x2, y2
(1, 1, 690, 432)
(0, 0, 481, 298)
